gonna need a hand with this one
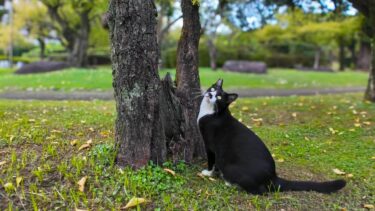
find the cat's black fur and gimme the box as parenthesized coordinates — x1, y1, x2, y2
(198, 79, 346, 194)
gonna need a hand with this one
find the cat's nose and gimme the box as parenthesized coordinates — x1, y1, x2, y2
(208, 93, 213, 98)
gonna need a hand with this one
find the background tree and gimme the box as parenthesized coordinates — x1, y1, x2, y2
(14, 0, 54, 60)
(41, 0, 107, 67)
(348, 0, 375, 102)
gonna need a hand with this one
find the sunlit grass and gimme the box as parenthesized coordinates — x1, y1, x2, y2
(0, 67, 368, 91)
(0, 93, 374, 209)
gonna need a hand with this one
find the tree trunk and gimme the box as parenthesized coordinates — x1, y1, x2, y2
(108, 0, 166, 168)
(68, 11, 90, 67)
(364, 3, 375, 102)
(44, 3, 90, 67)
(207, 38, 217, 70)
(37, 37, 45, 60)
(313, 47, 321, 69)
(357, 39, 371, 71)
(348, 0, 375, 102)
(348, 38, 356, 69)
(338, 39, 345, 71)
(175, 0, 205, 161)
(364, 38, 375, 101)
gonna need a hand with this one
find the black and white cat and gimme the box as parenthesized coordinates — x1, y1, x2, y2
(197, 79, 346, 194)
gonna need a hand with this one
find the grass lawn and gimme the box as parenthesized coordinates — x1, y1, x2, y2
(0, 94, 374, 210)
(0, 67, 368, 91)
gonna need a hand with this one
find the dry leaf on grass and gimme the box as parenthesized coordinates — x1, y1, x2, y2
(363, 204, 374, 209)
(276, 158, 285, 163)
(241, 106, 249, 111)
(78, 139, 93, 151)
(16, 176, 23, 187)
(78, 144, 90, 151)
(77, 176, 87, 192)
(0, 161, 6, 166)
(70, 140, 78, 146)
(122, 197, 147, 209)
(209, 177, 216, 181)
(163, 168, 176, 176)
(4, 182, 14, 190)
(197, 173, 205, 179)
(333, 168, 346, 175)
(346, 174, 353, 178)
(75, 208, 88, 211)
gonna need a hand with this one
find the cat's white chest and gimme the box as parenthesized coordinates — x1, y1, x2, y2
(197, 96, 215, 123)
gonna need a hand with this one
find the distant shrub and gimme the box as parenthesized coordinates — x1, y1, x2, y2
(161, 46, 328, 69)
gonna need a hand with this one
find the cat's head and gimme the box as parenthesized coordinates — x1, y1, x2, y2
(203, 79, 238, 111)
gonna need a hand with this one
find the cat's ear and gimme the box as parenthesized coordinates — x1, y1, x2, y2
(227, 93, 238, 104)
(216, 79, 223, 88)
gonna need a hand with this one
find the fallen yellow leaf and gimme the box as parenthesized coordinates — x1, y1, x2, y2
(100, 130, 110, 137)
(354, 123, 361, 127)
(77, 176, 87, 192)
(363, 121, 371, 126)
(4, 182, 14, 190)
(333, 168, 346, 175)
(292, 112, 297, 118)
(276, 158, 285, 163)
(363, 204, 374, 209)
(163, 168, 176, 176)
(51, 129, 62, 133)
(122, 197, 147, 209)
(28, 119, 36, 123)
(89, 127, 95, 132)
(346, 174, 353, 178)
(241, 106, 249, 111)
(78, 143, 91, 151)
(16, 176, 23, 187)
(70, 140, 78, 146)
(75, 209, 88, 211)
(208, 177, 216, 181)
(252, 118, 263, 122)
(197, 173, 205, 179)
(0, 161, 6, 166)
(86, 139, 93, 145)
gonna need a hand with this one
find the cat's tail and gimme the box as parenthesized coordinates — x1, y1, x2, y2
(272, 177, 346, 193)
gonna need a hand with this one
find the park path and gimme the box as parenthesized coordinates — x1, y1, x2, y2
(0, 87, 365, 101)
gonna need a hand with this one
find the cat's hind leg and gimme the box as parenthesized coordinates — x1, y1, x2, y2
(201, 150, 216, 177)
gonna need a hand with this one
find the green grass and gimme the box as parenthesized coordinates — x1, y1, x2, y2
(0, 94, 374, 210)
(0, 67, 368, 91)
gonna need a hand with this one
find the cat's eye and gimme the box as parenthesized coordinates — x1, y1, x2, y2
(217, 96, 222, 100)
(210, 88, 215, 92)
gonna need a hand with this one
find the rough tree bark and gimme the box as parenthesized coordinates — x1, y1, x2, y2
(175, 0, 205, 161)
(109, 0, 204, 167)
(365, 34, 375, 101)
(357, 39, 371, 71)
(349, 0, 375, 101)
(108, 0, 166, 168)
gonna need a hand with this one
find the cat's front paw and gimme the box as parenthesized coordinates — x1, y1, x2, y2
(201, 169, 214, 177)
